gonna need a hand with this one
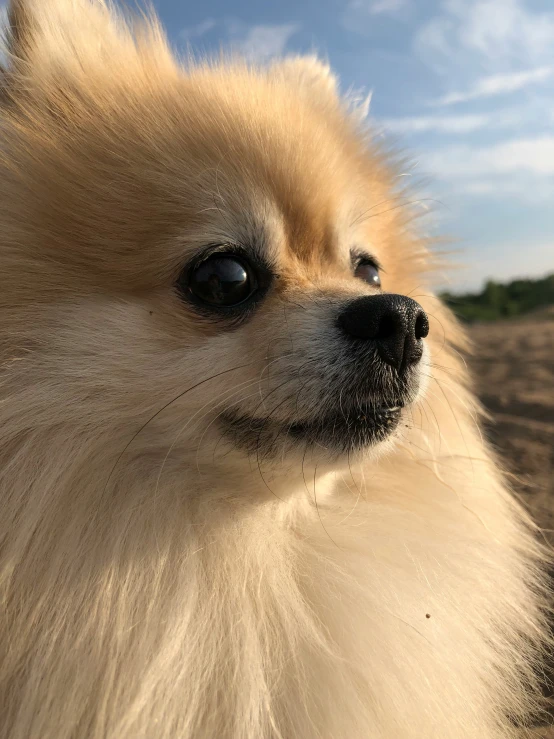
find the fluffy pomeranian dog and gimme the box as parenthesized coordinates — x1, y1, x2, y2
(0, 1, 550, 737)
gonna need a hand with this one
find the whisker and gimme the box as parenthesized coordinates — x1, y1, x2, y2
(351, 198, 442, 228)
(302, 450, 340, 549)
(254, 390, 301, 503)
(336, 454, 363, 525)
(431, 375, 477, 484)
(101, 361, 256, 498)
(193, 386, 268, 476)
(153, 378, 263, 496)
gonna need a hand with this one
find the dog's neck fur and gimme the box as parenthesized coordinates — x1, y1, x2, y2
(0, 405, 548, 739)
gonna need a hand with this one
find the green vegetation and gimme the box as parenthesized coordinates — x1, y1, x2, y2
(441, 272, 554, 323)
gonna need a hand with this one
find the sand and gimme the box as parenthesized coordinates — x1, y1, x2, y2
(469, 308, 554, 532)
(468, 308, 554, 736)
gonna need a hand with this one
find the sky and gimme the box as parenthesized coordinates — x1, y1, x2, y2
(144, 0, 554, 292)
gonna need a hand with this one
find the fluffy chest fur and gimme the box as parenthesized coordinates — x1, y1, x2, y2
(0, 419, 546, 738)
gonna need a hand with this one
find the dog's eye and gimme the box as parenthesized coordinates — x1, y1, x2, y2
(185, 254, 255, 307)
(354, 259, 381, 288)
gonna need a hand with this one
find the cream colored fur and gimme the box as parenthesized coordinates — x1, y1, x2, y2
(0, 2, 550, 738)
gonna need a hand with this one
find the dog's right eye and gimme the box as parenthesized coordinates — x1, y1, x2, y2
(179, 254, 257, 308)
(354, 259, 381, 288)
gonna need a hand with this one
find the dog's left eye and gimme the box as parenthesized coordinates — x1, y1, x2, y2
(354, 259, 381, 288)
(182, 254, 256, 308)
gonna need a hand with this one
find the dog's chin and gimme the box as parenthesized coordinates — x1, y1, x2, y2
(220, 401, 406, 459)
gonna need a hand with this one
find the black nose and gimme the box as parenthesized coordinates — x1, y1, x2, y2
(337, 294, 429, 370)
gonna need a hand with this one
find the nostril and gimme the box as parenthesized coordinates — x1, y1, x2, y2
(414, 311, 429, 341)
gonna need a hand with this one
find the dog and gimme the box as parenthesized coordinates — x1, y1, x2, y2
(0, 1, 549, 737)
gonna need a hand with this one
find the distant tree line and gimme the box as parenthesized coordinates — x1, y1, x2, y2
(441, 272, 554, 323)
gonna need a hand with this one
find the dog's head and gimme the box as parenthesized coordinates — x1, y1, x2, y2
(0, 0, 445, 492)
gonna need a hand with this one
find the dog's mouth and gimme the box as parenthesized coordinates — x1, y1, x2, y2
(287, 402, 403, 443)
(220, 401, 405, 456)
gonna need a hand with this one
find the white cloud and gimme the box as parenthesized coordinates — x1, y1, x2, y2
(432, 66, 554, 106)
(180, 18, 216, 40)
(381, 113, 490, 134)
(448, 240, 554, 291)
(342, 0, 410, 33)
(419, 135, 554, 206)
(454, 0, 554, 65)
(415, 0, 554, 72)
(367, 0, 408, 15)
(234, 23, 300, 62)
(380, 103, 554, 137)
(459, 177, 554, 204)
(423, 136, 554, 179)
(414, 17, 454, 71)
(179, 18, 300, 62)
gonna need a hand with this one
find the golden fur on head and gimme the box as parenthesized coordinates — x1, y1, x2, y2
(0, 1, 550, 737)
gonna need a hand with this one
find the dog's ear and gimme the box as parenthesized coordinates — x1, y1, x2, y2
(3, 0, 115, 68)
(0, 0, 173, 104)
(2, 0, 170, 73)
(268, 56, 339, 103)
(4, 0, 35, 63)
(0, 0, 119, 106)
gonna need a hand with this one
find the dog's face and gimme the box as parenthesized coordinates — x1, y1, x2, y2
(0, 2, 437, 488)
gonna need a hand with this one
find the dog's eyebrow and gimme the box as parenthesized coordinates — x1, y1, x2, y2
(350, 249, 384, 272)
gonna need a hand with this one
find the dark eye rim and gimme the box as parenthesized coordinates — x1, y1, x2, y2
(351, 251, 383, 282)
(175, 244, 274, 319)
